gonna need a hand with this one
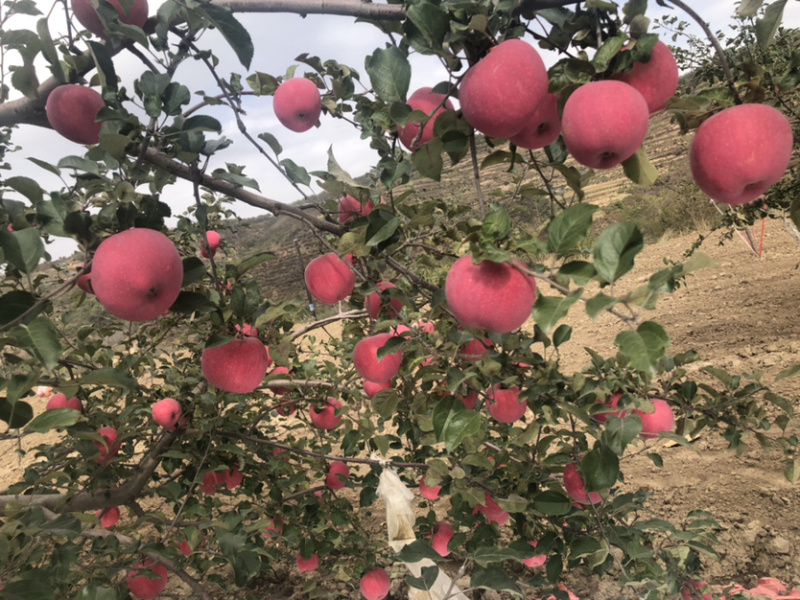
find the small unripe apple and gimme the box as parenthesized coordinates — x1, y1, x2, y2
(445, 256, 536, 334)
(633, 398, 675, 438)
(304, 253, 355, 304)
(296, 553, 319, 572)
(616, 40, 679, 114)
(485, 385, 526, 424)
(363, 379, 392, 398)
(95, 426, 121, 465)
(523, 541, 547, 568)
(71, 0, 149, 38)
(338, 195, 375, 224)
(689, 103, 793, 205)
(561, 80, 650, 169)
(91, 229, 183, 322)
(360, 568, 391, 600)
(459, 39, 548, 138)
(201, 336, 270, 394)
(127, 559, 168, 600)
(431, 521, 454, 557)
(509, 94, 562, 150)
(474, 491, 509, 525)
(201, 231, 221, 258)
(273, 78, 322, 132)
(46, 84, 105, 145)
(151, 398, 182, 431)
(398, 87, 454, 151)
(364, 281, 403, 319)
(46, 392, 83, 413)
(563, 461, 602, 506)
(419, 474, 442, 500)
(309, 396, 343, 430)
(96, 506, 120, 528)
(325, 461, 349, 490)
(353, 333, 403, 383)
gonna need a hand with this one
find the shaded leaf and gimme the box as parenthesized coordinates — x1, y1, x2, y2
(593, 222, 643, 284)
(25, 408, 84, 433)
(366, 46, 411, 103)
(547, 203, 597, 255)
(201, 4, 254, 68)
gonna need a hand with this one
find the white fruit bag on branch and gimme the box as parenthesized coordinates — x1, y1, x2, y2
(376, 467, 469, 600)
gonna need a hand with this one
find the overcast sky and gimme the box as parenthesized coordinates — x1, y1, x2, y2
(6, 0, 800, 259)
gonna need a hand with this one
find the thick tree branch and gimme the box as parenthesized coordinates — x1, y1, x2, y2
(213, 0, 405, 19)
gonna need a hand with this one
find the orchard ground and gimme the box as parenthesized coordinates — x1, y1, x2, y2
(4, 218, 800, 599)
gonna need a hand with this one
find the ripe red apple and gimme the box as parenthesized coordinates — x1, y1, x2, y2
(201, 336, 269, 394)
(474, 492, 509, 525)
(459, 39, 548, 138)
(338, 195, 375, 224)
(304, 252, 355, 304)
(201, 231, 221, 258)
(363, 379, 392, 398)
(360, 568, 391, 600)
(273, 78, 322, 132)
(431, 521, 454, 557)
(46, 392, 83, 413)
(616, 41, 679, 114)
(593, 393, 623, 423)
(91, 228, 183, 322)
(689, 103, 794, 205)
(485, 385, 526, 424)
(309, 396, 343, 430)
(77, 273, 94, 294)
(364, 281, 403, 319)
(96, 506, 120, 528)
(459, 337, 494, 361)
(523, 541, 547, 568)
(563, 461, 602, 506)
(417, 320, 435, 335)
(296, 553, 319, 572)
(561, 80, 650, 169)
(353, 333, 403, 383)
(633, 398, 675, 439)
(199, 471, 226, 495)
(445, 256, 536, 334)
(45, 84, 105, 145)
(95, 426, 121, 465)
(224, 465, 243, 490)
(509, 93, 562, 150)
(419, 475, 441, 500)
(325, 461, 349, 490)
(127, 559, 168, 600)
(267, 365, 291, 395)
(235, 323, 258, 338)
(151, 398, 182, 431)
(398, 87, 454, 151)
(71, 0, 149, 37)
(459, 390, 479, 410)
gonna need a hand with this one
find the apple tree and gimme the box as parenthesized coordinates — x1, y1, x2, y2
(0, 0, 798, 599)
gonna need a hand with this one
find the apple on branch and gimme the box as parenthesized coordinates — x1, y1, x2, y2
(363, 281, 403, 319)
(353, 333, 403, 383)
(71, 0, 149, 38)
(398, 87, 454, 151)
(45, 84, 105, 146)
(304, 252, 355, 304)
(273, 77, 322, 132)
(201, 231, 222, 258)
(127, 559, 168, 600)
(360, 568, 390, 600)
(510, 93, 562, 150)
(201, 336, 270, 394)
(337, 195, 375, 224)
(309, 396, 343, 430)
(616, 40, 679, 114)
(46, 392, 83, 413)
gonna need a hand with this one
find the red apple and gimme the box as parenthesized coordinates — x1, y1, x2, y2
(445, 256, 536, 334)
(593, 393, 623, 423)
(689, 103, 794, 205)
(459, 390, 479, 410)
(46, 392, 83, 413)
(459, 337, 494, 361)
(71, 0, 148, 37)
(485, 385, 526, 424)
(224, 465, 243, 490)
(474, 492, 509, 525)
(563, 461, 602, 506)
(431, 521, 454, 557)
(353, 333, 403, 383)
(273, 78, 322, 133)
(459, 39, 548, 138)
(561, 80, 649, 169)
(363, 379, 392, 398)
(235, 323, 258, 338)
(309, 396, 343, 430)
(509, 93, 562, 150)
(151, 398, 182, 431)
(523, 541, 547, 568)
(364, 281, 403, 319)
(616, 41, 679, 114)
(325, 461, 349, 490)
(276, 396, 297, 417)
(418, 320, 435, 335)
(398, 87, 454, 151)
(633, 398, 675, 439)
(201, 231, 221, 258)
(96, 506, 120, 528)
(201, 336, 269, 394)
(296, 553, 319, 572)
(127, 559, 168, 600)
(419, 475, 441, 500)
(360, 568, 391, 600)
(338, 195, 375, 224)
(263, 517, 283, 539)
(91, 228, 183, 322)
(95, 426, 121, 465)
(199, 471, 226, 495)
(267, 365, 291, 395)
(46, 84, 105, 145)
(77, 273, 94, 294)
(304, 253, 355, 304)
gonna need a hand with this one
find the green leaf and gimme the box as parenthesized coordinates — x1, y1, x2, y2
(25, 408, 84, 433)
(404, 2, 449, 53)
(533, 291, 582, 335)
(784, 459, 800, 484)
(547, 203, 597, 255)
(411, 138, 444, 181)
(25, 317, 63, 370)
(182, 256, 207, 286)
(615, 321, 670, 375)
(258, 131, 282, 155)
(237, 251, 276, 275)
(775, 364, 800, 382)
(756, 0, 788, 50)
(737, 0, 764, 17)
(75, 584, 117, 600)
(183, 115, 222, 132)
(365, 212, 400, 248)
(582, 444, 619, 491)
(533, 490, 572, 516)
(602, 414, 642, 455)
(88, 41, 118, 93)
(4, 175, 43, 204)
(0, 577, 55, 600)
(280, 158, 311, 186)
(0, 399, 34, 429)
(472, 546, 532, 566)
(621, 147, 658, 185)
(432, 395, 482, 452)
(0, 290, 42, 326)
(471, 566, 521, 593)
(592, 34, 626, 72)
(406, 565, 439, 591)
(201, 4, 254, 68)
(0, 227, 44, 273)
(58, 156, 100, 174)
(366, 46, 411, 103)
(585, 292, 616, 320)
(396, 540, 444, 562)
(553, 324, 572, 347)
(80, 368, 139, 390)
(592, 222, 644, 284)
(558, 260, 596, 285)
(169, 292, 217, 314)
